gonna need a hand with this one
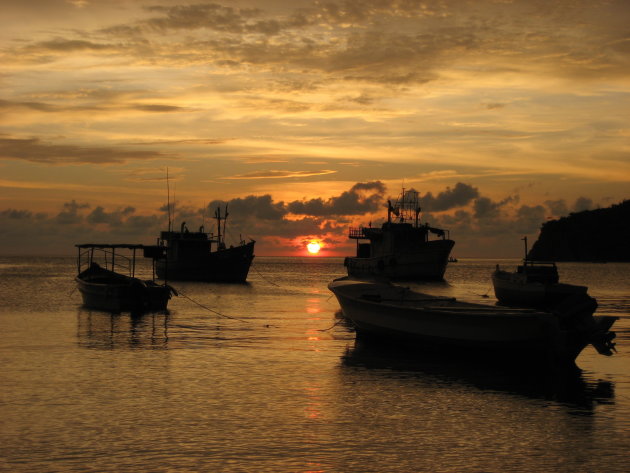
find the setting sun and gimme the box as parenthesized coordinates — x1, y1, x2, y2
(306, 241, 321, 255)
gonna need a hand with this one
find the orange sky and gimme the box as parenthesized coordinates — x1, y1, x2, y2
(1, 0, 629, 256)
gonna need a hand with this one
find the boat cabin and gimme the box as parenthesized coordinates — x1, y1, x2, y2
(159, 230, 216, 262)
(349, 222, 448, 258)
(517, 260, 559, 284)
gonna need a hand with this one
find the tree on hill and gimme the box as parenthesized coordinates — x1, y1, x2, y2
(528, 200, 630, 262)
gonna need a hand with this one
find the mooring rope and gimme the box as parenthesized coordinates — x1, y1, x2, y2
(176, 289, 255, 324)
(317, 317, 348, 332)
(176, 289, 279, 328)
(251, 263, 281, 287)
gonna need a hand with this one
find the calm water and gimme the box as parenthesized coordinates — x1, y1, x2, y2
(1, 256, 629, 472)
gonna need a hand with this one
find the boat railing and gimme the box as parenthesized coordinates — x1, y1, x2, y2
(522, 260, 557, 267)
(160, 230, 208, 241)
(77, 247, 134, 276)
(349, 227, 366, 239)
(427, 226, 448, 239)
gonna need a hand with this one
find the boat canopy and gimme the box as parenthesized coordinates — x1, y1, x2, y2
(76, 243, 150, 249)
(75, 244, 166, 259)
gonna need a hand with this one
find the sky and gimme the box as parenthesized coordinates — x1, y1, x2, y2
(1, 0, 629, 257)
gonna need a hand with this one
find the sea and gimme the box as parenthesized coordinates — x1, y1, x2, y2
(1, 256, 629, 473)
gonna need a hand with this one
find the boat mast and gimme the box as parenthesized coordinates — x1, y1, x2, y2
(522, 236, 528, 262)
(215, 206, 221, 243)
(224, 204, 229, 243)
(215, 204, 229, 248)
(202, 202, 207, 233)
(166, 167, 172, 233)
(394, 187, 421, 225)
(400, 187, 405, 222)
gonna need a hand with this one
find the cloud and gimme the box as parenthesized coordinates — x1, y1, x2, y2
(545, 197, 600, 217)
(513, 204, 547, 233)
(241, 155, 290, 164)
(144, 4, 268, 34)
(483, 103, 506, 110)
(0, 199, 167, 254)
(199, 182, 386, 242)
(222, 170, 337, 179)
(0, 99, 58, 112)
(131, 104, 187, 112)
(0, 99, 189, 114)
(573, 196, 593, 212)
(287, 181, 386, 216)
(133, 139, 226, 146)
(87, 206, 135, 226)
(0, 137, 169, 165)
(56, 200, 90, 224)
(6, 0, 628, 91)
(0, 181, 608, 257)
(545, 199, 569, 216)
(420, 183, 479, 212)
(67, 0, 89, 8)
(1, 209, 34, 220)
(32, 38, 115, 52)
(473, 195, 518, 220)
(207, 195, 287, 221)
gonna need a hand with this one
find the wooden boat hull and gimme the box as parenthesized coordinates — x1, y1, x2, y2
(76, 266, 172, 313)
(345, 239, 454, 280)
(492, 269, 587, 307)
(156, 241, 255, 283)
(328, 278, 617, 367)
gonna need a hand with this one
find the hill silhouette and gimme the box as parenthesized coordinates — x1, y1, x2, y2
(528, 200, 630, 262)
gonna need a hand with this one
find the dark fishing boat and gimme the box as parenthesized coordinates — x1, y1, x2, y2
(493, 237, 588, 307)
(329, 277, 617, 369)
(156, 205, 255, 283)
(344, 188, 454, 280)
(75, 244, 176, 313)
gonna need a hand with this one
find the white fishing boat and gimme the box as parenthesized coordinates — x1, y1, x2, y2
(344, 188, 454, 280)
(75, 244, 176, 313)
(328, 277, 617, 368)
(493, 237, 587, 307)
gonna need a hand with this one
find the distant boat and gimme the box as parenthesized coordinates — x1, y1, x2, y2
(493, 237, 588, 307)
(328, 277, 617, 368)
(156, 205, 255, 283)
(448, 256, 458, 263)
(75, 244, 176, 313)
(344, 188, 454, 280)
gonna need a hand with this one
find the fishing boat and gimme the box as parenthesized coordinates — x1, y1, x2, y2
(493, 237, 588, 307)
(156, 205, 255, 283)
(75, 244, 176, 313)
(344, 188, 454, 280)
(328, 277, 617, 368)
